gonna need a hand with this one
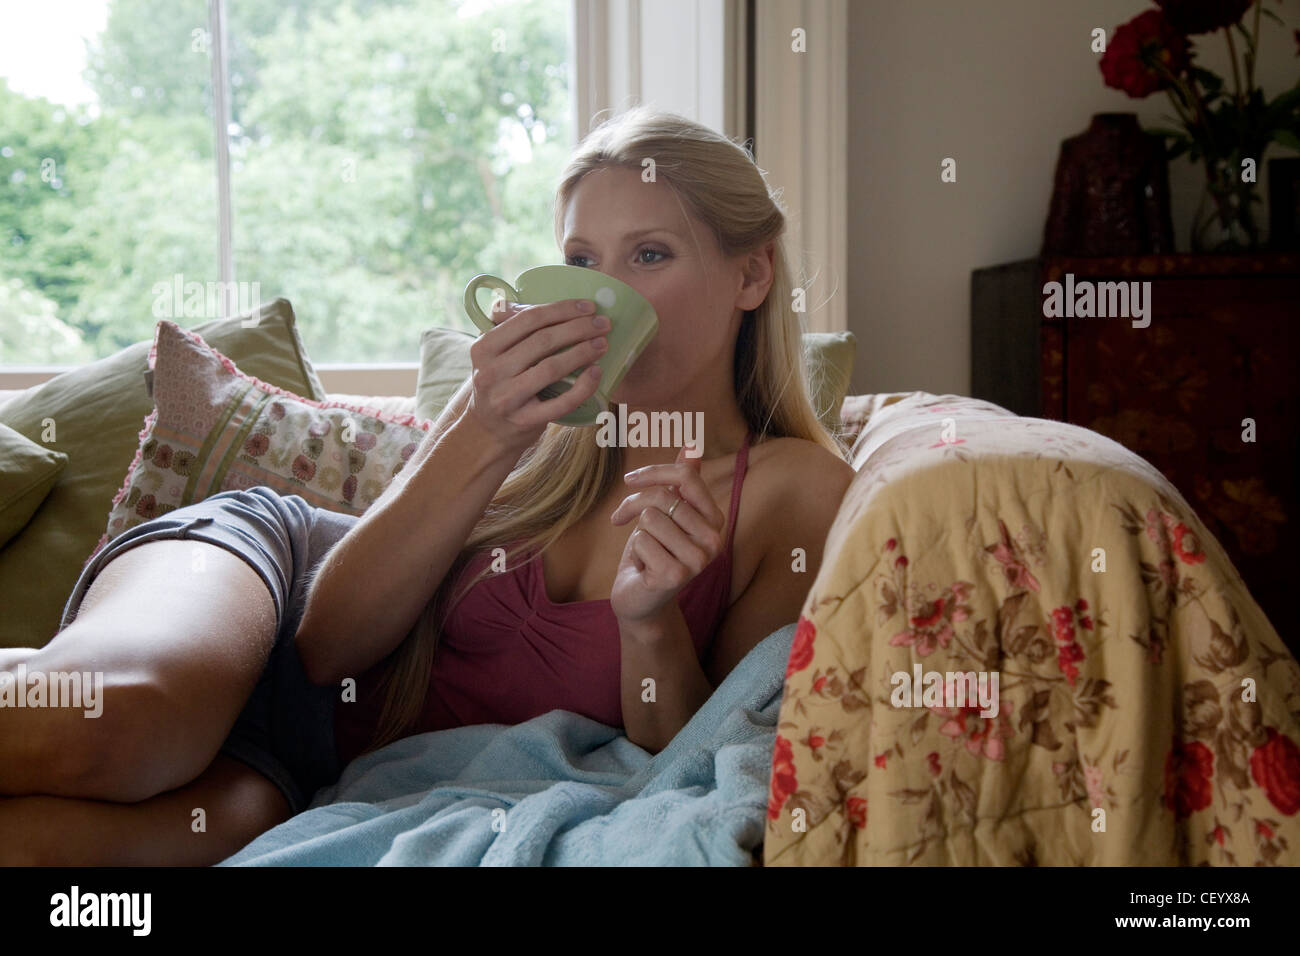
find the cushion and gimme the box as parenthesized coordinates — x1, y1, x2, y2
(414, 327, 476, 422)
(414, 325, 857, 434)
(328, 393, 419, 419)
(0, 298, 325, 648)
(803, 331, 856, 434)
(0, 422, 69, 548)
(93, 320, 433, 558)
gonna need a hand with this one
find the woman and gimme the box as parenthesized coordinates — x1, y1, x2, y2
(0, 106, 854, 865)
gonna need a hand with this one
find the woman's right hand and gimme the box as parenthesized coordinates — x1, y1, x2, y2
(462, 296, 609, 454)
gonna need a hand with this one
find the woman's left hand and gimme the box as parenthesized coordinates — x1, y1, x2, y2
(610, 443, 726, 626)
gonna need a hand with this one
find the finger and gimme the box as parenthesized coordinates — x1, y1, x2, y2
(513, 363, 604, 427)
(511, 332, 608, 400)
(488, 297, 520, 326)
(629, 526, 688, 589)
(480, 298, 597, 357)
(638, 507, 713, 575)
(611, 488, 718, 551)
(675, 441, 701, 466)
(498, 311, 610, 382)
(623, 463, 722, 529)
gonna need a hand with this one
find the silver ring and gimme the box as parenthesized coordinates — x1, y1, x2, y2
(666, 497, 682, 520)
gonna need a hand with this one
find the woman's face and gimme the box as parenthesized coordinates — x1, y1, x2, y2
(560, 165, 762, 410)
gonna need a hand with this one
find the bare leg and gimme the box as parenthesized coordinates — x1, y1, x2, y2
(0, 754, 291, 866)
(0, 539, 278, 802)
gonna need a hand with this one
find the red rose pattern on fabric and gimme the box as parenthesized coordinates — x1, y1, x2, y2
(1164, 739, 1215, 820)
(1250, 728, 1300, 816)
(768, 734, 798, 821)
(786, 617, 816, 678)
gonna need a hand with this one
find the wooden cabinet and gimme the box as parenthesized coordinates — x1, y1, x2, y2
(972, 253, 1300, 650)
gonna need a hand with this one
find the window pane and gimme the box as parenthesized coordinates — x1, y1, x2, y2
(226, 0, 574, 363)
(0, 0, 218, 365)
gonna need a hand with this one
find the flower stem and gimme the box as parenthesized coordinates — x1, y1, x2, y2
(1245, 0, 1262, 93)
(1224, 27, 1244, 112)
(1152, 57, 1218, 163)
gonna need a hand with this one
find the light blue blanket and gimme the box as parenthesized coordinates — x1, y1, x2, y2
(219, 622, 794, 866)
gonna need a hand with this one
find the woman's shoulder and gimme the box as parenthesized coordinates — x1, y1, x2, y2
(744, 435, 854, 522)
(748, 435, 854, 482)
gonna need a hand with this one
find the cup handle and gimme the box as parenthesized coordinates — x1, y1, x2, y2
(463, 274, 518, 333)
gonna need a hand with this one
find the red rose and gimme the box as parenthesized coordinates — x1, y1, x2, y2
(1250, 728, 1300, 816)
(1257, 820, 1274, 839)
(846, 796, 867, 829)
(1156, 0, 1251, 35)
(1100, 10, 1190, 98)
(927, 752, 942, 777)
(874, 752, 888, 769)
(895, 555, 909, 568)
(1172, 523, 1206, 564)
(786, 616, 816, 677)
(768, 735, 798, 820)
(1163, 739, 1215, 820)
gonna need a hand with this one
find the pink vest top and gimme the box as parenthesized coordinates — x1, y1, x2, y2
(334, 431, 752, 766)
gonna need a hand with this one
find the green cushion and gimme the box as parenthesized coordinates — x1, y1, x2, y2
(803, 331, 856, 434)
(414, 326, 476, 422)
(415, 326, 856, 434)
(0, 422, 69, 549)
(0, 298, 325, 648)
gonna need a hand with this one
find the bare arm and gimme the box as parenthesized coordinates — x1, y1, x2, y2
(295, 295, 612, 685)
(295, 408, 522, 686)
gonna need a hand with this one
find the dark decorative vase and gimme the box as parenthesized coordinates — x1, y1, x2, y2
(1042, 113, 1175, 256)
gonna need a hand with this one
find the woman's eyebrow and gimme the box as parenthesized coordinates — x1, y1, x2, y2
(564, 228, 677, 245)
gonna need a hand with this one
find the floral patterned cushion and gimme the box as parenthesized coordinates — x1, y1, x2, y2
(91, 320, 431, 560)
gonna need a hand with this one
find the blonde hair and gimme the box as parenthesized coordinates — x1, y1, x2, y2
(365, 106, 846, 752)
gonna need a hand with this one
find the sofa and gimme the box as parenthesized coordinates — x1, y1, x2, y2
(2, 298, 1297, 866)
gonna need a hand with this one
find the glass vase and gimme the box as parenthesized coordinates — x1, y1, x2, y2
(1190, 158, 1262, 253)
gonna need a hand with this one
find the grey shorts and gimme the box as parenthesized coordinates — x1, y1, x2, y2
(57, 486, 360, 814)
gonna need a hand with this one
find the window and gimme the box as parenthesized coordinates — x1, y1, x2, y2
(0, 0, 218, 365)
(1, 0, 574, 371)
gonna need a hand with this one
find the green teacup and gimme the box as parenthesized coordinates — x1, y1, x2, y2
(463, 264, 659, 426)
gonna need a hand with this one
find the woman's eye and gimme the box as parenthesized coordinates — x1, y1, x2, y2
(564, 248, 668, 268)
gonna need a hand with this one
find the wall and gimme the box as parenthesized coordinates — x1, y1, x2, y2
(845, 0, 1300, 397)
